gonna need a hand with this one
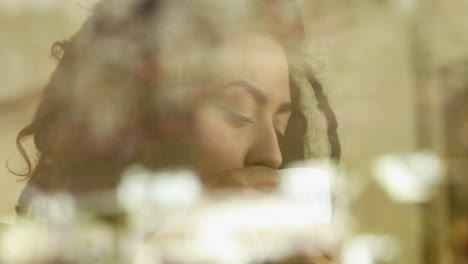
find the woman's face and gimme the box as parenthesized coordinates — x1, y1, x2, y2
(189, 34, 292, 180)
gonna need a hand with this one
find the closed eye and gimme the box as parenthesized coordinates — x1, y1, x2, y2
(274, 112, 291, 136)
(212, 101, 254, 128)
(224, 110, 254, 128)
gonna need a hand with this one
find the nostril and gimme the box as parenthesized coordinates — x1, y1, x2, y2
(244, 122, 284, 170)
(245, 144, 283, 170)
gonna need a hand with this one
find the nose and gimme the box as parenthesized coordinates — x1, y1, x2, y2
(244, 122, 283, 169)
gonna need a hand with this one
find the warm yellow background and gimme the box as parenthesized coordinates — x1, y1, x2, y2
(1, 1, 468, 264)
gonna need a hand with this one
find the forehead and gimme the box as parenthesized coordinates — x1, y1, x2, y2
(210, 34, 291, 103)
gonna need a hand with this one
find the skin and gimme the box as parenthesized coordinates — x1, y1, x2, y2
(148, 34, 341, 263)
(188, 34, 292, 192)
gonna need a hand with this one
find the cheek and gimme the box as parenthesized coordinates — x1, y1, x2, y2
(190, 105, 247, 177)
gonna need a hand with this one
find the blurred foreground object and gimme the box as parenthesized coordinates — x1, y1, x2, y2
(341, 234, 401, 264)
(373, 152, 444, 203)
(1, 163, 341, 264)
(131, 162, 340, 264)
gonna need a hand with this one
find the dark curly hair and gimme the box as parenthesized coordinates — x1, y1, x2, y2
(12, 0, 340, 218)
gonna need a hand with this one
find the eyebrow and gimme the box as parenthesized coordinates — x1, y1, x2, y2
(222, 80, 267, 104)
(221, 80, 293, 113)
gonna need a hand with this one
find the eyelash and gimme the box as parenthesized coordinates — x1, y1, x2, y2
(222, 108, 254, 128)
(212, 102, 289, 133)
(211, 100, 254, 128)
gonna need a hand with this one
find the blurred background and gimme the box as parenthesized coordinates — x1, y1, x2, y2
(1, 0, 467, 264)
